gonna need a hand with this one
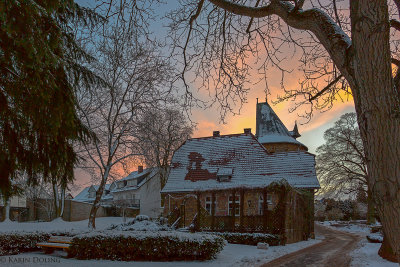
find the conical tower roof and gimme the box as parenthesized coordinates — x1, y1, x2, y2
(256, 101, 307, 149)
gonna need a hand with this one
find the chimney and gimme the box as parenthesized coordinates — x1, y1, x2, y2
(213, 131, 220, 137)
(138, 166, 143, 173)
(244, 128, 251, 134)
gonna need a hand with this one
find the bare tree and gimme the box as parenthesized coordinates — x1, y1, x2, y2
(316, 113, 375, 224)
(76, 16, 172, 229)
(136, 107, 194, 189)
(167, 0, 400, 260)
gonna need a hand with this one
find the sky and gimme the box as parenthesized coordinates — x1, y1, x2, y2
(72, 0, 356, 195)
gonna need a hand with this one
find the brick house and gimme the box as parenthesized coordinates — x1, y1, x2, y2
(161, 100, 320, 244)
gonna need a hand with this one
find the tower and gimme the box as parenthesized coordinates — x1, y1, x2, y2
(255, 100, 307, 152)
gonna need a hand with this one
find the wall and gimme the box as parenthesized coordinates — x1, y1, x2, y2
(62, 200, 107, 221)
(139, 173, 161, 218)
(163, 189, 279, 228)
(262, 143, 307, 153)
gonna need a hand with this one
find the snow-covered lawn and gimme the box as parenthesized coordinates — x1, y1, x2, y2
(0, 217, 126, 233)
(317, 220, 371, 234)
(316, 221, 398, 267)
(0, 217, 322, 266)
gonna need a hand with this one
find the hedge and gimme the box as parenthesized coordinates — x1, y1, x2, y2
(69, 231, 225, 261)
(0, 231, 75, 256)
(203, 232, 281, 246)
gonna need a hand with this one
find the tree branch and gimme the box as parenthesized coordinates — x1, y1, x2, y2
(390, 19, 400, 31)
(207, 0, 353, 85)
(309, 74, 343, 101)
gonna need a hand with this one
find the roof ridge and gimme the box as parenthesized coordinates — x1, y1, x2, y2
(188, 132, 248, 141)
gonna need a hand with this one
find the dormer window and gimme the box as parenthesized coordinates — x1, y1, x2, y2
(217, 168, 233, 182)
(105, 190, 110, 195)
(123, 180, 127, 187)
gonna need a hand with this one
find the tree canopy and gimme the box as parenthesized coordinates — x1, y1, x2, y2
(0, 0, 98, 197)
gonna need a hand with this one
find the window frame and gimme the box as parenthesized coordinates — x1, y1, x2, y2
(228, 195, 240, 216)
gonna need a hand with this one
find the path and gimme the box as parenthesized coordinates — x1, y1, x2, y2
(261, 224, 362, 267)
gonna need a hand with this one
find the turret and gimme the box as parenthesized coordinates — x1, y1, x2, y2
(255, 100, 307, 152)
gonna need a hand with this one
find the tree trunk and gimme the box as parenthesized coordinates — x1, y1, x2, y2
(4, 199, 11, 222)
(52, 182, 60, 219)
(350, 0, 400, 261)
(366, 189, 376, 225)
(378, 235, 399, 263)
(60, 187, 65, 218)
(88, 167, 110, 229)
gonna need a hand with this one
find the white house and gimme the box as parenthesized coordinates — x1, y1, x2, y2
(73, 166, 162, 218)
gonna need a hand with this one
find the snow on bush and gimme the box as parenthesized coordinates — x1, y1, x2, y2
(203, 232, 281, 246)
(135, 215, 149, 221)
(108, 216, 170, 231)
(69, 230, 226, 261)
(0, 230, 77, 256)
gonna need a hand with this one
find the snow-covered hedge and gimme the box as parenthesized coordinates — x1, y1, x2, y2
(69, 230, 225, 261)
(0, 231, 74, 256)
(204, 232, 281, 246)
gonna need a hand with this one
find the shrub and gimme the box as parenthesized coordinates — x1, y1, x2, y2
(0, 231, 75, 256)
(68, 231, 225, 261)
(135, 215, 149, 221)
(203, 232, 281, 246)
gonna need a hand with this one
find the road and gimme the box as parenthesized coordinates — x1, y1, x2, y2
(261, 224, 362, 267)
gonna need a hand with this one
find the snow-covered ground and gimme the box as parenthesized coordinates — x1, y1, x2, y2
(0, 217, 322, 267)
(317, 221, 398, 267)
(318, 220, 371, 234)
(0, 217, 126, 233)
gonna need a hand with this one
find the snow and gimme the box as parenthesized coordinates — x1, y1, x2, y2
(351, 241, 398, 267)
(317, 221, 397, 267)
(0, 218, 323, 266)
(0, 217, 126, 233)
(0, 237, 322, 267)
(162, 134, 319, 193)
(317, 220, 371, 234)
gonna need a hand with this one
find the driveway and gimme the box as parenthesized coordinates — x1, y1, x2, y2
(261, 224, 362, 267)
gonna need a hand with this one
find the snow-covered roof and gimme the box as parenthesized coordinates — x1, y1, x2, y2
(73, 184, 113, 202)
(162, 133, 320, 193)
(217, 168, 233, 176)
(112, 168, 159, 193)
(256, 101, 307, 148)
(119, 168, 153, 182)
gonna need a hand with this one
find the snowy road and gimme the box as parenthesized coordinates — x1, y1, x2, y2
(261, 224, 362, 267)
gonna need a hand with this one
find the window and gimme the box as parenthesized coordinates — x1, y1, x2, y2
(258, 194, 273, 215)
(228, 195, 240, 216)
(205, 196, 212, 214)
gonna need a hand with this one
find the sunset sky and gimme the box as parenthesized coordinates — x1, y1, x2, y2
(73, 0, 356, 195)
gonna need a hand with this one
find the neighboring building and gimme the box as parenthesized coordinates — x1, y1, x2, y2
(111, 167, 161, 218)
(73, 167, 162, 218)
(73, 184, 115, 205)
(161, 100, 320, 244)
